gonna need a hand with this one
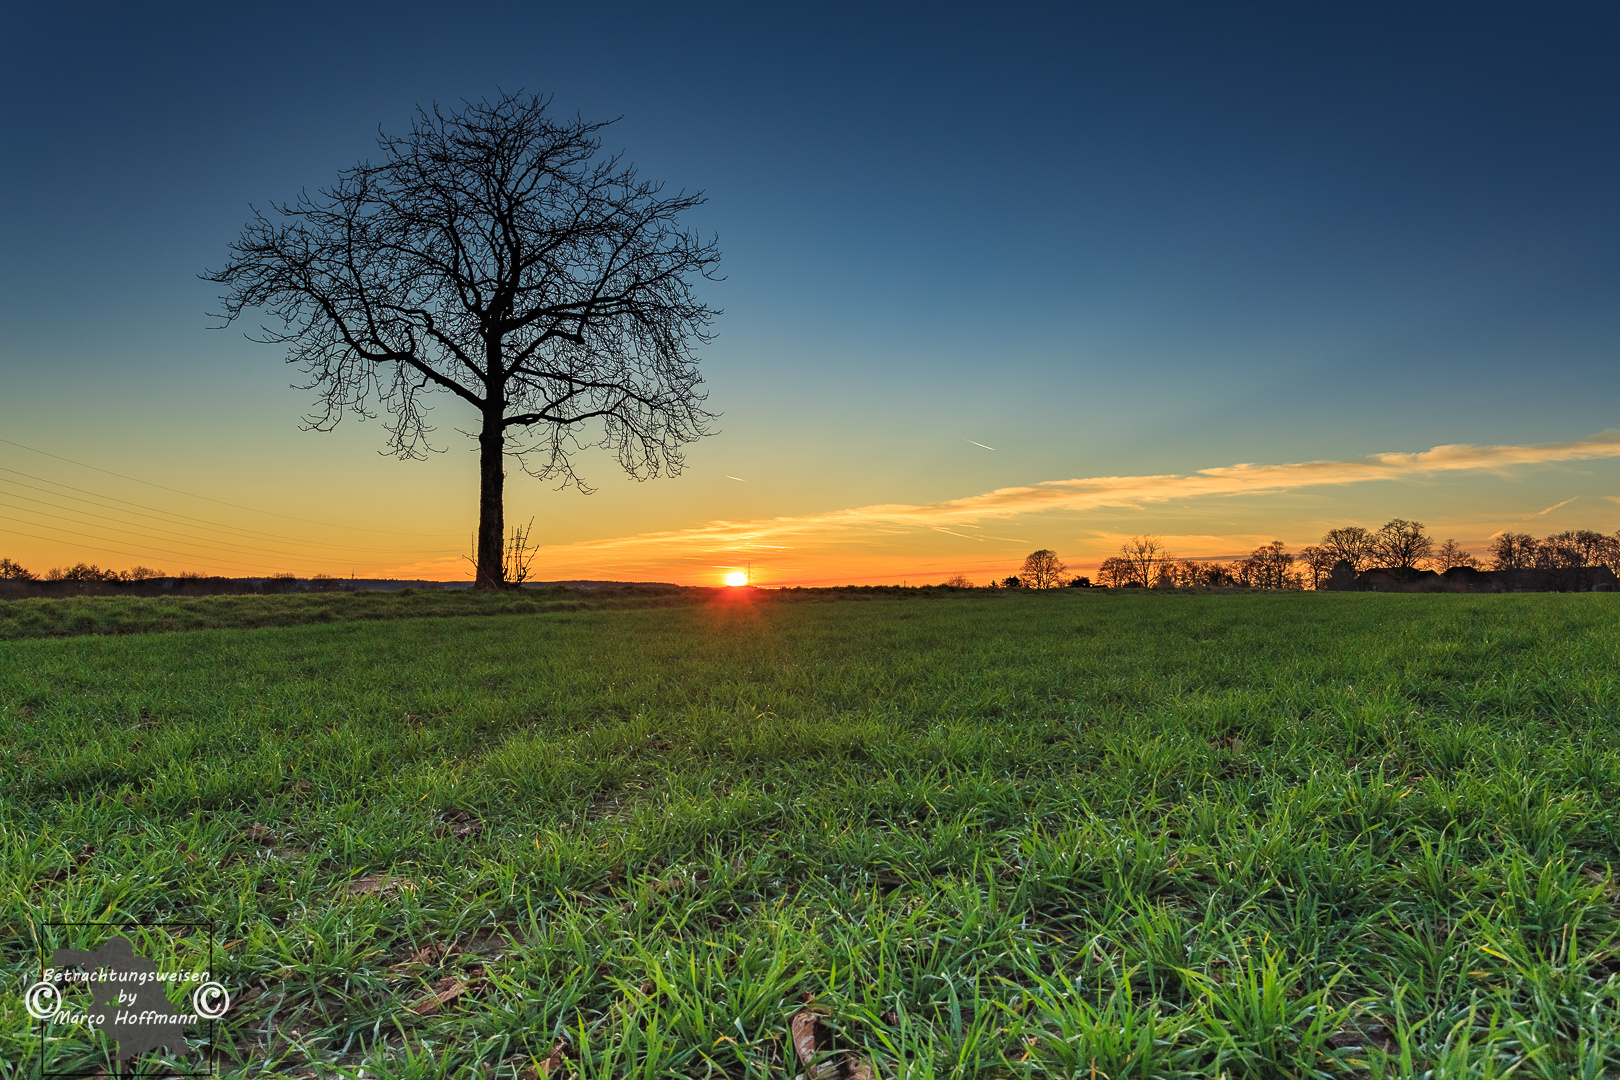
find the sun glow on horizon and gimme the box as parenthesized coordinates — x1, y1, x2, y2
(724, 570, 749, 586)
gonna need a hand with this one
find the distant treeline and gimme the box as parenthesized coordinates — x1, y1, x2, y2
(971, 520, 1620, 592)
(0, 562, 455, 600)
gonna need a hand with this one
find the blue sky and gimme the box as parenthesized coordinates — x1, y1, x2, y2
(2, 3, 1617, 583)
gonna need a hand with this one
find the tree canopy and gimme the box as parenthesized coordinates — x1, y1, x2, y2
(207, 91, 721, 587)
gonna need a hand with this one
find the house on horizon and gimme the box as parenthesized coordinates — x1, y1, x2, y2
(1323, 560, 1617, 592)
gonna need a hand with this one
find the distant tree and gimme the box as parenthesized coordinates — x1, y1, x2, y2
(1489, 532, 1536, 590)
(119, 566, 165, 582)
(206, 91, 721, 589)
(1371, 519, 1434, 575)
(1298, 544, 1337, 589)
(1096, 556, 1136, 589)
(1566, 529, 1615, 569)
(1018, 549, 1069, 589)
(1320, 526, 1376, 572)
(1429, 540, 1481, 572)
(1228, 558, 1257, 587)
(1000, 575, 1022, 589)
(1118, 536, 1173, 591)
(261, 573, 301, 594)
(1536, 530, 1615, 591)
(46, 563, 120, 583)
(1240, 540, 1302, 589)
(1066, 575, 1091, 588)
(1175, 559, 1238, 588)
(942, 573, 973, 588)
(0, 558, 33, 580)
(1601, 531, 1620, 579)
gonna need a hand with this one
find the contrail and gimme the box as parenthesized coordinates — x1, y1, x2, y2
(967, 441, 996, 451)
(726, 476, 745, 481)
(1534, 496, 1577, 515)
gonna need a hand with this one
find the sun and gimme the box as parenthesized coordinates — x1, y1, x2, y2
(724, 571, 748, 587)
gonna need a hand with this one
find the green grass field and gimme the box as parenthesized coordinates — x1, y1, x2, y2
(4, 590, 1619, 1078)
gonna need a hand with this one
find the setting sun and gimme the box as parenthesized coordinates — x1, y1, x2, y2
(724, 571, 748, 586)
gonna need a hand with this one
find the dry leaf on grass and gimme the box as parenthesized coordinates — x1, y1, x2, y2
(539, 1037, 568, 1076)
(791, 1010, 820, 1065)
(790, 1009, 876, 1080)
(437, 809, 484, 840)
(791, 1010, 826, 1077)
(43, 843, 96, 882)
(244, 823, 274, 844)
(394, 942, 453, 968)
(1327, 1025, 1398, 1053)
(843, 1055, 876, 1080)
(409, 976, 467, 1016)
(348, 874, 413, 898)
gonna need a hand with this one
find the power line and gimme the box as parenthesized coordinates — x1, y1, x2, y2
(0, 523, 268, 576)
(0, 436, 459, 536)
(0, 472, 457, 556)
(0, 496, 373, 566)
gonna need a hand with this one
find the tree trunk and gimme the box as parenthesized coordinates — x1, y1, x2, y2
(474, 419, 506, 589)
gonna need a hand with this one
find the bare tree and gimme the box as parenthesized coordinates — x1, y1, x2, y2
(1096, 556, 1135, 588)
(1177, 559, 1238, 588)
(1488, 532, 1536, 590)
(1429, 539, 1481, 572)
(1240, 540, 1302, 589)
(206, 92, 721, 588)
(1601, 530, 1620, 580)
(1320, 526, 1376, 572)
(46, 563, 120, 583)
(0, 558, 32, 580)
(1371, 519, 1433, 576)
(1018, 549, 1069, 589)
(942, 573, 973, 588)
(1297, 544, 1336, 589)
(1536, 530, 1615, 591)
(1118, 536, 1173, 591)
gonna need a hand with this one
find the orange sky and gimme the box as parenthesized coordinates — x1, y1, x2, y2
(8, 428, 1620, 587)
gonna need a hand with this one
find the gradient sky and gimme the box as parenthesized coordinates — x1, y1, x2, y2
(2, 3, 1618, 585)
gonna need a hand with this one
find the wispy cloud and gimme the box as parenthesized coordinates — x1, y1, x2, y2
(389, 431, 1620, 580)
(1534, 496, 1579, 516)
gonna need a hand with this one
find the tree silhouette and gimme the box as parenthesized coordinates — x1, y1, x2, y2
(207, 92, 721, 588)
(1320, 526, 1376, 572)
(1017, 549, 1068, 589)
(1371, 519, 1433, 576)
(1096, 556, 1136, 588)
(1488, 532, 1535, 590)
(1118, 536, 1173, 590)
(1297, 544, 1336, 589)
(1239, 540, 1301, 589)
(1430, 539, 1481, 572)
